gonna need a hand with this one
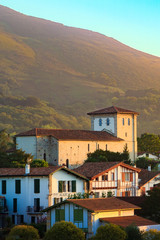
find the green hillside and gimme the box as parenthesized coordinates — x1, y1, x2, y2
(0, 5, 160, 135)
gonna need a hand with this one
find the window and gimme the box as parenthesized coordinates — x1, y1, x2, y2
(72, 180, 76, 192)
(31, 216, 35, 224)
(128, 118, 130, 126)
(122, 118, 125, 125)
(66, 159, 69, 168)
(99, 118, 102, 126)
(34, 198, 40, 212)
(43, 153, 46, 161)
(106, 144, 108, 151)
(68, 181, 71, 192)
(15, 180, 21, 194)
(95, 177, 99, 181)
(74, 209, 83, 222)
(17, 215, 24, 224)
(102, 174, 108, 181)
(55, 209, 65, 222)
(34, 179, 40, 193)
(95, 192, 100, 198)
(2, 180, 6, 194)
(125, 173, 130, 181)
(12, 215, 15, 224)
(88, 144, 90, 152)
(125, 132, 127, 137)
(58, 181, 66, 193)
(111, 173, 114, 181)
(106, 118, 110, 126)
(97, 144, 99, 150)
(13, 198, 17, 213)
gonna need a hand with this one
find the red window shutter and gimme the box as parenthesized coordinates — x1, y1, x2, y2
(122, 192, 125, 197)
(142, 187, 145, 195)
(130, 173, 133, 182)
(128, 191, 130, 197)
(122, 173, 125, 182)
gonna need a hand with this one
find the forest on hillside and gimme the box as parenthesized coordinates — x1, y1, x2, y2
(0, 87, 160, 135)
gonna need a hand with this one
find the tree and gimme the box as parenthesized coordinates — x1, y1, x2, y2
(93, 223, 127, 240)
(86, 149, 130, 163)
(142, 229, 160, 240)
(31, 159, 48, 167)
(0, 129, 12, 152)
(138, 133, 160, 153)
(6, 225, 40, 240)
(125, 225, 142, 240)
(0, 149, 32, 168)
(136, 157, 159, 169)
(141, 187, 160, 223)
(44, 221, 85, 240)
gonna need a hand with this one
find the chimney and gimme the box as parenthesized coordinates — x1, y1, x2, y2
(148, 165, 151, 171)
(25, 164, 30, 174)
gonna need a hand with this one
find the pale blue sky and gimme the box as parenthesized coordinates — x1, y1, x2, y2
(1, 0, 160, 57)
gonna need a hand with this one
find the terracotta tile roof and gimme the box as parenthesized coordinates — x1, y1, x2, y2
(0, 166, 61, 176)
(139, 169, 160, 187)
(0, 166, 88, 180)
(100, 215, 157, 227)
(15, 128, 123, 141)
(74, 162, 141, 179)
(66, 197, 140, 212)
(117, 197, 145, 207)
(87, 106, 139, 115)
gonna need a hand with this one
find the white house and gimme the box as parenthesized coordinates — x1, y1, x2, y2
(138, 169, 160, 195)
(0, 166, 88, 225)
(74, 162, 141, 197)
(137, 152, 159, 160)
(15, 106, 139, 166)
(44, 197, 159, 238)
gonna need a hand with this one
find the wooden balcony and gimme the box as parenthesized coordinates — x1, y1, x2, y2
(92, 180, 136, 190)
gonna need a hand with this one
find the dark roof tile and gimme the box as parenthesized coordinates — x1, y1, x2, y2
(139, 169, 160, 186)
(15, 128, 123, 141)
(87, 106, 139, 115)
(100, 215, 157, 227)
(67, 197, 140, 212)
(74, 162, 141, 179)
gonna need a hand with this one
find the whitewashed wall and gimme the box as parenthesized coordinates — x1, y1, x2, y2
(0, 176, 49, 224)
(16, 136, 37, 158)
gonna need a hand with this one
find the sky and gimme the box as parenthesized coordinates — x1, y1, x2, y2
(1, 0, 160, 57)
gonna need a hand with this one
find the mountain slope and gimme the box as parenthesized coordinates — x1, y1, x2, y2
(0, 5, 160, 135)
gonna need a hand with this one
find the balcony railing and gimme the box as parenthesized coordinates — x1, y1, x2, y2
(26, 206, 44, 213)
(92, 180, 136, 190)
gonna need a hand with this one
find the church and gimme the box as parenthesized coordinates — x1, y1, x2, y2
(16, 106, 139, 167)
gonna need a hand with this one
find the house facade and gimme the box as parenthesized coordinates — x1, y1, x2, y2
(74, 162, 141, 197)
(0, 166, 88, 225)
(138, 169, 160, 195)
(44, 197, 159, 238)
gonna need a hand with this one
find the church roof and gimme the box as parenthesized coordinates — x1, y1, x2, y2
(87, 106, 139, 115)
(15, 128, 123, 141)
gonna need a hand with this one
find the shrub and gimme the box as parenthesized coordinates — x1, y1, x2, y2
(44, 221, 85, 240)
(93, 223, 127, 240)
(6, 225, 40, 240)
(31, 222, 46, 238)
(125, 225, 142, 240)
